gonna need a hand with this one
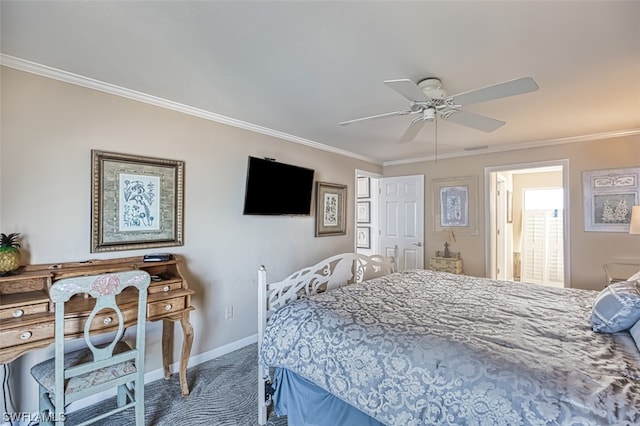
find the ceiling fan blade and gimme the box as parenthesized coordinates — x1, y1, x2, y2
(449, 77, 539, 107)
(339, 109, 412, 126)
(384, 79, 430, 102)
(442, 109, 505, 132)
(398, 118, 426, 144)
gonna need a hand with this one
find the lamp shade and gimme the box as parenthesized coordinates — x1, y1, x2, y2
(630, 206, 640, 235)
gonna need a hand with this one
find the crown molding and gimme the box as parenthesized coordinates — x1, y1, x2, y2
(382, 129, 640, 167)
(3, 54, 637, 168)
(0, 54, 380, 165)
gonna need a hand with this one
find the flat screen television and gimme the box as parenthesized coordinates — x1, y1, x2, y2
(242, 156, 315, 215)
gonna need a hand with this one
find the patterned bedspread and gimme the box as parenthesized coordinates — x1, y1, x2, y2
(260, 269, 640, 425)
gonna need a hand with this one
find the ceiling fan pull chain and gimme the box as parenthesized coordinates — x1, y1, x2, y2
(435, 113, 438, 165)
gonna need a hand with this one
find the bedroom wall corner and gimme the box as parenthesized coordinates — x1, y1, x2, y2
(0, 65, 382, 415)
(383, 134, 640, 291)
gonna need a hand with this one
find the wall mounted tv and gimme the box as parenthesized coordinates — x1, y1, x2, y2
(243, 156, 315, 215)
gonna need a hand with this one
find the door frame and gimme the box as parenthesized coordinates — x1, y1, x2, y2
(484, 159, 571, 286)
(495, 176, 507, 280)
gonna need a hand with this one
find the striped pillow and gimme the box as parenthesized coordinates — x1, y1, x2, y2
(630, 320, 640, 352)
(590, 279, 640, 333)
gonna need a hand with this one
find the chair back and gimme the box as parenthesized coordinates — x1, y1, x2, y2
(50, 270, 150, 407)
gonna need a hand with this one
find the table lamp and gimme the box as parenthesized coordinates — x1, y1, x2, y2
(630, 206, 640, 235)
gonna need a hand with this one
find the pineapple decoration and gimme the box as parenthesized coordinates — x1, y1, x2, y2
(0, 233, 22, 274)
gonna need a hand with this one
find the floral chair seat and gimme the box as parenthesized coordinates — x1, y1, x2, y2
(31, 341, 136, 396)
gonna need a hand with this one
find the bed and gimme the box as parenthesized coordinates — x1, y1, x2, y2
(257, 253, 640, 425)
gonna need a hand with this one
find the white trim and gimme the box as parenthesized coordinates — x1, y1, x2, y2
(168, 333, 258, 375)
(0, 54, 378, 165)
(354, 169, 383, 180)
(3, 54, 638, 167)
(384, 129, 640, 166)
(484, 159, 571, 287)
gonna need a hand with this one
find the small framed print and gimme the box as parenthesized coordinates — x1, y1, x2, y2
(582, 167, 640, 232)
(315, 181, 347, 236)
(357, 201, 371, 223)
(357, 177, 370, 198)
(433, 175, 479, 235)
(356, 227, 371, 249)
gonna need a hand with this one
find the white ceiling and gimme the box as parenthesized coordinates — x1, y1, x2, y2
(1, 1, 639, 164)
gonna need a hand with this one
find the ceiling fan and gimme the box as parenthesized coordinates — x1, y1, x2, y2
(339, 77, 539, 143)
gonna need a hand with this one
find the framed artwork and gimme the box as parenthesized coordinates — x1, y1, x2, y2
(315, 181, 347, 236)
(91, 150, 185, 252)
(356, 227, 371, 249)
(357, 177, 370, 198)
(357, 201, 371, 223)
(582, 167, 640, 232)
(433, 175, 478, 235)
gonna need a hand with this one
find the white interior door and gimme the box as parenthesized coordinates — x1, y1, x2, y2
(379, 175, 424, 270)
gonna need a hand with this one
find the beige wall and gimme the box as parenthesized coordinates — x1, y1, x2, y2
(384, 136, 640, 290)
(0, 67, 382, 412)
(2, 65, 639, 413)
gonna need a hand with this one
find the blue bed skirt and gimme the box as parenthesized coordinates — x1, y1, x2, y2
(272, 368, 385, 426)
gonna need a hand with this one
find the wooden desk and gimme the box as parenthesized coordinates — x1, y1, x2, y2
(0, 255, 194, 396)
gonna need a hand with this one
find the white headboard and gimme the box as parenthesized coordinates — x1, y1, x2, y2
(259, 252, 393, 319)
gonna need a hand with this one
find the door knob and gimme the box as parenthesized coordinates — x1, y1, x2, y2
(413, 242, 423, 247)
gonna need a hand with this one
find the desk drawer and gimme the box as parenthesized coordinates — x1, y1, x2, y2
(64, 304, 139, 336)
(148, 296, 185, 319)
(148, 280, 183, 294)
(0, 322, 54, 349)
(0, 302, 49, 321)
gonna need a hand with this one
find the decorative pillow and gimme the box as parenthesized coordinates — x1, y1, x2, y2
(627, 270, 640, 282)
(630, 319, 640, 352)
(590, 279, 640, 333)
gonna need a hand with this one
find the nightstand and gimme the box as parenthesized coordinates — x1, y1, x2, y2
(430, 251, 463, 274)
(603, 263, 640, 287)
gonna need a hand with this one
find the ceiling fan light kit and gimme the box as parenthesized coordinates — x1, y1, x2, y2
(417, 78, 447, 100)
(340, 76, 539, 144)
(423, 107, 436, 121)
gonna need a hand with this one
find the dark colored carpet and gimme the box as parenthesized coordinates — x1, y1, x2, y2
(69, 343, 287, 426)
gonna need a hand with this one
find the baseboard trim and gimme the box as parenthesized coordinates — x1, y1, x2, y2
(16, 334, 260, 423)
(144, 333, 258, 383)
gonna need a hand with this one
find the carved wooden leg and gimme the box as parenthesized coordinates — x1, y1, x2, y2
(179, 312, 194, 396)
(162, 319, 174, 380)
